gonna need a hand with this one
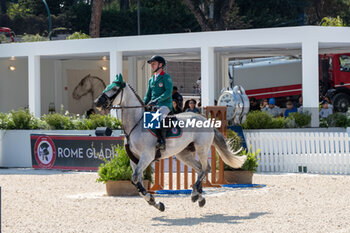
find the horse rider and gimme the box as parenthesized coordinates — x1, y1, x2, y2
(143, 55, 173, 150)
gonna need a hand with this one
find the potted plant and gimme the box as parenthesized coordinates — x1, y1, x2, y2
(218, 130, 260, 184)
(96, 145, 153, 196)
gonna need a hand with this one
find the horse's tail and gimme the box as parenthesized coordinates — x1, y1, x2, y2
(212, 128, 246, 169)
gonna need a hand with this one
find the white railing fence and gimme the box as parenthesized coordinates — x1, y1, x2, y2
(244, 131, 350, 175)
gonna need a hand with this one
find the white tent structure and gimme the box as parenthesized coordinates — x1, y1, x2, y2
(2, 26, 350, 127)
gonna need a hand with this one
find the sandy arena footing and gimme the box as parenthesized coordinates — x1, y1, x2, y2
(1, 169, 350, 233)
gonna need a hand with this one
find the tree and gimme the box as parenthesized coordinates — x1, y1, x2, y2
(182, 0, 249, 31)
(119, 0, 129, 10)
(236, 0, 308, 28)
(1, 0, 7, 14)
(89, 0, 103, 37)
(305, 0, 350, 25)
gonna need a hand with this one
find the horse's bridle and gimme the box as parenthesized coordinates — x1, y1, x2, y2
(101, 82, 146, 141)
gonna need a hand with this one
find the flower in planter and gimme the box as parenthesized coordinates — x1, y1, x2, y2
(240, 146, 260, 173)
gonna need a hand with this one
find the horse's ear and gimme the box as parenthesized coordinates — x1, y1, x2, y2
(118, 74, 126, 87)
(113, 73, 126, 87)
(117, 73, 124, 82)
(113, 73, 122, 81)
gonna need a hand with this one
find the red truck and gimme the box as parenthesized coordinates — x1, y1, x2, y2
(229, 53, 350, 112)
(0, 27, 15, 42)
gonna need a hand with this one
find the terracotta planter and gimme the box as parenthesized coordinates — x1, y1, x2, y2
(106, 180, 149, 196)
(218, 170, 254, 184)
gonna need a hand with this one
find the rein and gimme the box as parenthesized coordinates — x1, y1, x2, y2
(110, 106, 145, 109)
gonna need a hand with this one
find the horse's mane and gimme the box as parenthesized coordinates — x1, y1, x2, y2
(82, 74, 106, 88)
(128, 84, 145, 107)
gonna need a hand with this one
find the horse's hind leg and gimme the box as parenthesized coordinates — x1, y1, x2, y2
(194, 144, 211, 207)
(176, 148, 209, 207)
(131, 152, 165, 212)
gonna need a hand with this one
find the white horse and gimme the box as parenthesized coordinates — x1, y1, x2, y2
(95, 74, 246, 212)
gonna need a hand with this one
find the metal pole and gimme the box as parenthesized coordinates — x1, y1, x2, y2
(42, 0, 52, 40)
(137, 0, 140, 35)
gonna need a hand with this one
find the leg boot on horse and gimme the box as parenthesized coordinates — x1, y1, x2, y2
(130, 154, 165, 212)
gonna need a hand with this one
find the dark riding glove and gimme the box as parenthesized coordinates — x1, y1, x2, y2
(150, 100, 158, 106)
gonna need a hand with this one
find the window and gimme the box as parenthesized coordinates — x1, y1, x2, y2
(339, 55, 350, 72)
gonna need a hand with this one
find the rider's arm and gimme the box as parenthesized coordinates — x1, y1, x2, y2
(154, 75, 173, 103)
(143, 79, 152, 104)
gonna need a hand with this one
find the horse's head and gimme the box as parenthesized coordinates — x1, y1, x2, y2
(94, 73, 126, 111)
(73, 74, 92, 99)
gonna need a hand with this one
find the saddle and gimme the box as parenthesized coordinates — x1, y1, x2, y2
(147, 115, 182, 138)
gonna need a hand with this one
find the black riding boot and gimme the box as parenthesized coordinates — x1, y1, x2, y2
(156, 126, 166, 150)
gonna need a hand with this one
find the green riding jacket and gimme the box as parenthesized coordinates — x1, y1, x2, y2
(143, 71, 173, 110)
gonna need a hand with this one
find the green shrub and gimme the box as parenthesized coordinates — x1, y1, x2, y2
(320, 113, 348, 128)
(72, 118, 89, 130)
(288, 112, 311, 128)
(66, 32, 91, 40)
(333, 113, 348, 127)
(0, 112, 7, 129)
(269, 117, 285, 129)
(84, 114, 122, 130)
(21, 33, 48, 42)
(222, 145, 260, 172)
(284, 117, 297, 128)
(0, 108, 122, 130)
(0, 34, 10, 44)
(240, 146, 260, 172)
(96, 145, 153, 183)
(42, 113, 74, 130)
(319, 118, 328, 128)
(242, 111, 272, 129)
(243, 111, 311, 129)
(3, 109, 45, 129)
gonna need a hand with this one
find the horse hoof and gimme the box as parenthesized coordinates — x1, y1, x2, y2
(191, 194, 199, 203)
(198, 198, 206, 207)
(156, 202, 165, 212)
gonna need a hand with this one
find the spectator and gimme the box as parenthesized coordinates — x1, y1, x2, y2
(197, 101, 201, 108)
(262, 98, 282, 117)
(284, 100, 297, 117)
(183, 100, 190, 112)
(196, 77, 201, 94)
(172, 86, 183, 109)
(297, 96, 304, 113)
(172, 99, 182, 114)
(320, 100, 333, 118)
(249, 97, 260, 111)
(260, 98, 268, 110)
(186, 99, 200, 113)
(295, 95, 303, 108)
(324, 96, 334, 113)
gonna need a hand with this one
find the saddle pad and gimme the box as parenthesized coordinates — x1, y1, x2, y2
(147, 126, 182, 138)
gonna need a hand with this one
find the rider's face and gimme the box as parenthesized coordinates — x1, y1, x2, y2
(151, 61, 161, 72)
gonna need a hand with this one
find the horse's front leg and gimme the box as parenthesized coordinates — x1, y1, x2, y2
(131, 152, 165, 212)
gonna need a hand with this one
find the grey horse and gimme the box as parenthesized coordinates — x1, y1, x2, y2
(95, 74, 246, 212)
